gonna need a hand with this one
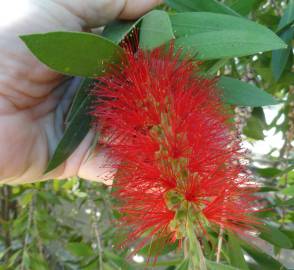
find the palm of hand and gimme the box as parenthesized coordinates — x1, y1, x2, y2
(0, 0, 161, 184)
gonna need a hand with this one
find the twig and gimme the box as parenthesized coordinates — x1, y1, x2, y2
(88, 199, 103, 270)
(184, 237, 189, 259)
(32, 204, 45, 260)
(280, 86, 294, 225)
(20, 198, 34, 270)
(1, 186, 12, 262)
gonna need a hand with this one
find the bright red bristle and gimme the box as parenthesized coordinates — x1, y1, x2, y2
(91, 42, 259, 253)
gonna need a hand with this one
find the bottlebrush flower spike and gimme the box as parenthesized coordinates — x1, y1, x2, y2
(91, 42, 258, 255)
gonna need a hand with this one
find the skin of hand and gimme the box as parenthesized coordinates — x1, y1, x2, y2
(0, 0, 162, 184)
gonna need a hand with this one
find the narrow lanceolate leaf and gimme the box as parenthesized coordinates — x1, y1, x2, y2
(259, 223, 293, 249)
(241, 240, 287, 270)
(272, 0, 294, 81)
(171, 12, 286, 60)
(228, 0, 256, 16)
(228, 232, 249, 270)
(276, 0, 294, 33)
(165, 0, 239, 16)
(140, 10, 175, 50)
(104, 251, 134, 270)
(256, 167, 281, 178)
(272, 27, 293, 81)
(243, 115, 266, 140)
(218, 76, 279, 107)
(175, 259, 189, 270)
(206, 260, 240, 270)
(138, 237, 178, 257)
(171, 12, 273, 36)
(103, 20, 140, 44)
(45, 95, 91, 173)
(281, 228, 294, 248)
(20, 32, 122, 77)
(281, 197, 294, 207)
(66, 78, 94, 124)
(67, 242, 94, 257)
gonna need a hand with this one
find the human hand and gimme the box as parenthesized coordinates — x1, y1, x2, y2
(0, 0, 162, 184)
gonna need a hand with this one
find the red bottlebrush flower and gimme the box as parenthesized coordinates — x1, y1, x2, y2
(91, 43, 258, 252)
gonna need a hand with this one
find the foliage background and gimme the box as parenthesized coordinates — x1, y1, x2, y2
(0, 0, 294, 269)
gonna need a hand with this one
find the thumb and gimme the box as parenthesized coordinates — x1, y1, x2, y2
(119, 0, 163, 20)
(53, 0, 162, 28)
(78, 147, 115, 185)
(45, 130, 115, 185)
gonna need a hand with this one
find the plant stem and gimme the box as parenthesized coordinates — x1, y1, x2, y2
(186, 216, 207, 270)
(20, 198, 34, 270)
(279, 86, 294, 226)
(0, 186, 13, 262)
(89, 198, 103, 270)
(216, 227, 224, 263)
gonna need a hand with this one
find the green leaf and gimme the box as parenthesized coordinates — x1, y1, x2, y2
(45, 95, 91, 173)
(228, 0, 257, 16)
(66, 78, 94, 124)
(165, 0, 239, 16)
(103, 20, 139, 44)
(256, 167, 282, 178)
(228, 231, 249, 270)
(243, 115, 265, 140)
(281, 228, 294, 247)
(276, 0, 294, 32)
(218, 76, 279, 107)
(30, 255, 50, 270)
(20, 31, 122, 77)
(281, 185, 294, 196)
(260, 223, 293, 249)
(280, 197, 294, 206)
(38, 191, 60, 204)
(8, 250, 22, 267)
(206, 58, 229, 75)
(138, 237, 178, 256)
(171, 12, 286, 59)
(277, 166, 294, 184)
(243, 108, 267, 140)
(140, 10, 175, 50)
(175, 259, 189, 270)
(272, 0, 294, 81)
(19, 191, 34, 207)
(104, 251, 134, 270)
(81, 258, 99, 270)
(206, 260, 240, 270)
(67, 242, 94, 257)
(143, 260, 182, 268)
(47, 78, 96, 174)
(23, 251, 30, 269)
(171, 12, 250, 36)
(241, 240, 287, 270)
(272, 25, 294, 80)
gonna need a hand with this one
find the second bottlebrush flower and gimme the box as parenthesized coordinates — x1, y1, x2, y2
(91, 41, 258, 254)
